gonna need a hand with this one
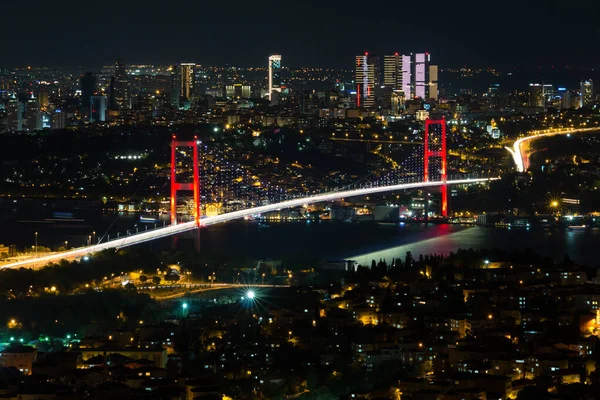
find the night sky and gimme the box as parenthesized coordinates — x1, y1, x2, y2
(3, 0, 599, 69)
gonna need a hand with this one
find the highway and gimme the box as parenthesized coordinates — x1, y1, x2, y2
(0, 178, 495, 270)
(506, 127, 600, 173)
(144, 283, 290, 301)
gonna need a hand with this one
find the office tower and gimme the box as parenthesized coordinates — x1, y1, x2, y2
(110, 61, 130, 110)
(26, 93, 41, 131)
(413, 53, 429, 99)
(401, 55, 412, 99)
(355, 52, 379, 108)
(226, 84, 251, 99)
(90, 95, 107, 122)
(268, 54, 282, 101)
(52, 109, 66, 130)
(180, 63, 195, 101)
(529, 84, 544, 108)
(543, 84, 555, 102)
(170, 65, 181, 108)
(6, 93, 23, 132)
(384, 54, 402, 90)
(580, 80, 593, 108)
(429, 65, 439, 100)
(80, 72, 97, 116)
(38, 89, 50, 109)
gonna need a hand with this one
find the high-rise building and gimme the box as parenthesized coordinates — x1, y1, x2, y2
(80, 72, 97, 116)
(529, 84, 545, 108)
(268, 55, 282, 101)
(401, 55, 412, 99)
(580, 80, 593, 108)
(26, 93, 41, 131)
(383, 54, 402, 90)
(413, 53, 429, 99)
(429, 65, 439, 101)
(226, 84, 252, 99)
(110, 61, 130, 110)
(52, 109, 66, 130)
(90, 95, 107, 123)
(180, 63, 195, 101)
(170, 65, 181, 108)
(6, 93, 22, 132)
(355, 53, 379, 108)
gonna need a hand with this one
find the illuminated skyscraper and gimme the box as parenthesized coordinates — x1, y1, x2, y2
(6, 93, 22, 132)
(355, 53, 379, 108)
(580, 80, 593, 108)
(180, 63, 195, 101)
(268, 55, 282, 101)
(110, 61, 130, 110)
(384, 54, 402, 90)
(170, 65, 181, 108)
(90, 95, 107, 122)
(529, 84, 544, 108)
(429, 65, 439, 100)
(401, 55, 412, 99)
(26, 93, 41, 131)
(413, 53, 429, 99)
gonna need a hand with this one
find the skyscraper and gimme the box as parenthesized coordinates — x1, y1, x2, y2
(383, 54, 402, 90)
(268, 55, 282, 101)
(90, 95, 107, 123)
(355, 53, 379, 108)
(429, 65, 439, 101)
(170, 65, 181, 108)
(413, 53, 429, 99)
(6, 93, 22, 133)
(580, 80, 593, 108)
(401, 55, 412, 99)
(110, 61, 130, 110)
(26, 93, 41, 131)
(529, 84, 544, 108)
(80, 72, 97, 117)
(180, 63, 195, 102)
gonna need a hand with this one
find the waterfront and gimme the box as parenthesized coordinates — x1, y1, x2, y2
(3, 211, 600, 267)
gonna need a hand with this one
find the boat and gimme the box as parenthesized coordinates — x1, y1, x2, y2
(140, 215, 160, 223)
(568, 225, 587, 231)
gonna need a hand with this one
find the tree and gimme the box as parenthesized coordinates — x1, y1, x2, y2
(139, 275, 148, 283)
(152, 276, 161, 285)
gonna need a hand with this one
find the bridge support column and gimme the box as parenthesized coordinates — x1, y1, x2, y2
(424, 118, 448, 217)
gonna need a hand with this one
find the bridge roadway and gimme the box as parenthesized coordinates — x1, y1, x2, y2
(0, 178, 494, 270)
(506, 127, 600, 173)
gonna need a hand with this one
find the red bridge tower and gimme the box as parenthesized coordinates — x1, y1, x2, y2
(171, 135, 201, 227)
(424, 118, 448, 217)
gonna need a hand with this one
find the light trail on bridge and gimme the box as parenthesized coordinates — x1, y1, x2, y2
(506, 127, 600, 173)
(0, 178, 495, 270)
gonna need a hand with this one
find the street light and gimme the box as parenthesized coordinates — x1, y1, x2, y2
(64, 240, 68, 250)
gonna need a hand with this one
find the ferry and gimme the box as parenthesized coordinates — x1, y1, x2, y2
(140, 215, 160, 223)
(567, 225, 587, 231)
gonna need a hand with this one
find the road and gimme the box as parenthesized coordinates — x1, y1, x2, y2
(0, 177, 495, 270)
(144, 283, 290, 301)
(506, 127, 600, 172)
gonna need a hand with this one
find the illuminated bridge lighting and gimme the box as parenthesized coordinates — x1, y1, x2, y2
(0, 178, 495, 270)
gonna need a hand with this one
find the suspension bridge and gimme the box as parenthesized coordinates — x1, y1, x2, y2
(1, 119, 497, 269)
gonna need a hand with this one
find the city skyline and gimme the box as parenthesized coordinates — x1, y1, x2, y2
(2, 0, 599, 69)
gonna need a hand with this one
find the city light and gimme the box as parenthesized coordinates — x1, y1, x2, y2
(182, 302, 188, 309)
(247, 290, 255, 300)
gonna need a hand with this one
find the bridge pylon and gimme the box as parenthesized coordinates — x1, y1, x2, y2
(424, 118, 448, 217)
(171, 135, 201, 227)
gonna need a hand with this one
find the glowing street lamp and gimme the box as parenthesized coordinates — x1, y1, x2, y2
(247, 290, 256, 300)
